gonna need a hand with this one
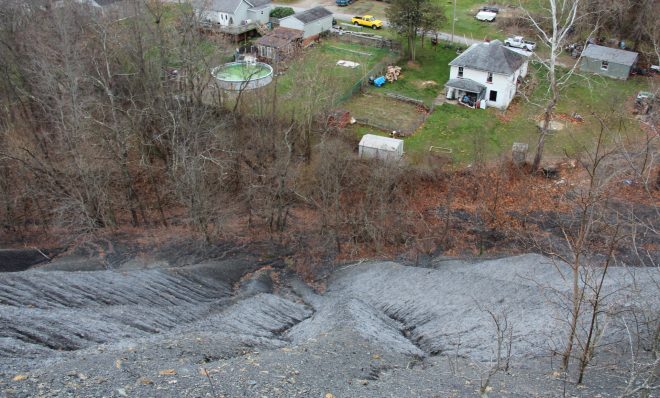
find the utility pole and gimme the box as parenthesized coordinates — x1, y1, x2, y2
(451, 0, 457, 43)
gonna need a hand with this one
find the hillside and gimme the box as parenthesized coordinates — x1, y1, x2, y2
(1, 248, 658, 397)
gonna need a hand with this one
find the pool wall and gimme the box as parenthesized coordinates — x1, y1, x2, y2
(211, 62, 273, 91)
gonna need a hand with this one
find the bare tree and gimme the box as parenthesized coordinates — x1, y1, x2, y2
(523, 0, 598, 171)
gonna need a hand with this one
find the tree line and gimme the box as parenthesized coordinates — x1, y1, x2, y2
(0, 1, 423, 253)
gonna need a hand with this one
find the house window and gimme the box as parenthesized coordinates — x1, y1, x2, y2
(601, 60, 608, 70)
(487, 72, 493, 83)
(489, 90, 498, 102)
(458, 66, 464, 78)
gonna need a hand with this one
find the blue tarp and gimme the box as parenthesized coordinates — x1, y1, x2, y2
(373, 76, 386, 87)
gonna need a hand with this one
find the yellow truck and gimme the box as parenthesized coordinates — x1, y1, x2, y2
(351, 15, 383, 29)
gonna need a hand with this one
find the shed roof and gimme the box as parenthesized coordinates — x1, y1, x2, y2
(359, 134, 403, 151)
(290, 6, 333, 24)
(581, 44, 638, 66)
(449, 40, 527, 75)
(255, 27, 302, 48)
(445, 78, 486, 94)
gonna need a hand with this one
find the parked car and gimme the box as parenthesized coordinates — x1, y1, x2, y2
(565, 43, 583, 58)
(631, 66, 649, 76)
(336, 0, 351, 6)
(504, 36, 536, 51)
(351, 15, 383, 29)
(475, 11, 496, 22)
(480, 6, 499, 13)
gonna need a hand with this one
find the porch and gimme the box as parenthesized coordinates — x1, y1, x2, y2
(445, 78, 487, 109)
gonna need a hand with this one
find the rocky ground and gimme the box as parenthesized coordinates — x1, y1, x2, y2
(0, 243, 658, 397)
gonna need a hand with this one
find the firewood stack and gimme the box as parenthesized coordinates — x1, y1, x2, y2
(385, 66, 402, 82)
(256, 23, 270, 36)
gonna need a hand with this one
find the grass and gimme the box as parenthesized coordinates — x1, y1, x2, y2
(434, 0, 506, 41)
(433, 0, 544, 41)
(343, 94, 426, 133)
(341, 0, 546, 46)
(340, 1, 390, 19)
(406, 103, 525, 163)
(411, 72, 651, 163)
(276, 40, 392, 95)
(374, 44, 457, 106)
(349, 44, 652, 164)
(235, 40, 396, 118)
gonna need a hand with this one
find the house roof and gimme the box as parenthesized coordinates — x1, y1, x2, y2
(445, 78, 486, 94)
(93, 0, 123, 6)
(255, 27, 302, 48)
(581, 44, 638, 66)
(359, 134, 403, 151)
(449, 40, 527, 75)
(194, 0, 242, 13)
(246, 0, 270, 8)
(290, 6, 333, 24)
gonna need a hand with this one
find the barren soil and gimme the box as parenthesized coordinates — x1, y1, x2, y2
(1, 242, 658, 397)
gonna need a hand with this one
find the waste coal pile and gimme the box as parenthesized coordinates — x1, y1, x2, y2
(1, 253, 657, 397)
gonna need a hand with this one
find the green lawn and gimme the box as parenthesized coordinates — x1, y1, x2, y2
(406, 103, 530, 163)
(339, 1, 390, 19)
(409, 69, 651, 163)
(433, 0, 544, 41)
(343, 93, 426, 133)
(342, 0, 536, 43)
(236, 40, 397, 119)
(350, 44, 652, 164)
(374, 45, 457, 106)
(340, 0, 545, 45)
(275, 40, 394, 96)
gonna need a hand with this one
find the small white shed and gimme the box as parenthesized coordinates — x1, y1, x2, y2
(279, 6, 333, 40)
(359, 134, 404, 161)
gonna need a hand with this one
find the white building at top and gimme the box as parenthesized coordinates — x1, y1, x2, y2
(194, 0, 271, 29)
(445, 40, 529, 110)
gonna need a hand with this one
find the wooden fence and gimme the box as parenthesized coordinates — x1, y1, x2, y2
(330, 30, 402, 52)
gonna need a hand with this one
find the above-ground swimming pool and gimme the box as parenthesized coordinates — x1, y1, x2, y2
(211, 61, 273, 91)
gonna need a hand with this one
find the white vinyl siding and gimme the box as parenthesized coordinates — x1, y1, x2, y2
(279, 16, 304, 31)
(280, 14, 333, 39)
(448, 60, 528, 109)
(247, 5, 271, 24)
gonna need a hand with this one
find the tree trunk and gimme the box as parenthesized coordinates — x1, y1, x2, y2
(561, 260, 581, 371)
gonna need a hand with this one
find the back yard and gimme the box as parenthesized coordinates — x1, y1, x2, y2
(346, 44, 654, 164)
(233, 39, 398, 120)
(343, 93, 427, 134)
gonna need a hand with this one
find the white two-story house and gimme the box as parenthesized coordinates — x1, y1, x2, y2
(195, 0, 271, 33)
(445, 40, 528, 110)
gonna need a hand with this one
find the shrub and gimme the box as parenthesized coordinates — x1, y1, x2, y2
(270, 7, 295, 19)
